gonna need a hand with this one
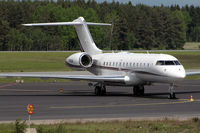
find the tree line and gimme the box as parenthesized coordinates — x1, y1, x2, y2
(0, 0, 200, 51)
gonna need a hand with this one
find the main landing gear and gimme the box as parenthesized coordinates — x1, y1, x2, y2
(94, 84, 106, 96)
(133, 85, 144, 96)
(169, 83, 176, 99)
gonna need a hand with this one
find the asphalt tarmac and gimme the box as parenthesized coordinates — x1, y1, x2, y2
(0, 80, 200, 121)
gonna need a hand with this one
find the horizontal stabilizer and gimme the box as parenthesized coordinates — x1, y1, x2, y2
(22, 22, 111, 26)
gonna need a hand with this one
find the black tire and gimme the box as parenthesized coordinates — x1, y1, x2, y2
(169, 93, 176, 99)
(95, 86, 101, 96)
(133, 85, 144, 96)
(101, 86, 106, 95)
(173, 93, 176, 99)
(133, 86, 140, 96)
(133, 86, 138, 96)
(139, 85, 144, 95)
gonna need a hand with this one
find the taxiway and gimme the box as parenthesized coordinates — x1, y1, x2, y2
(0, 80, 200, 121)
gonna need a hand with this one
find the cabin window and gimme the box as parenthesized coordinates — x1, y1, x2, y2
(103, 62, 105, 66)
(116, 62, 118, 66)
(106, 62, 108, 66)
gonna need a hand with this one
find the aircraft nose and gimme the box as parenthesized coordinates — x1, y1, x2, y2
(178, 70, 186, 78)
(174, 67, 186, 79)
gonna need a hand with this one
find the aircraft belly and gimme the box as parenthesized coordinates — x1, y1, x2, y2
(87, 67, 181, 85)
(136, 73, 175, 83)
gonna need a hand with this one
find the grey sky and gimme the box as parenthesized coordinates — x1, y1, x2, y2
(96, 0, 200, 7)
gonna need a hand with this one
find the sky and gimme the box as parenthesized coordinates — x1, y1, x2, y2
(96, 0, 200, 7)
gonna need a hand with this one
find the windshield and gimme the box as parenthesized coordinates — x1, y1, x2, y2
(156, 60, 181, 65)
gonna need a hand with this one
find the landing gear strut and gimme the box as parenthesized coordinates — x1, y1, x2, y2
(169, 83, 176, 99)
(94, 85, 106, 96)
(133, 85, 144, 96)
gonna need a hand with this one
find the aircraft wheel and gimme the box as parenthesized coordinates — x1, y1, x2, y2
(169, 92, 176, 99)
(101, 86, 106, 95)
(139, 85, 144, 95)
(95, 86, 106, 96)
(168, 83, 176, 99)
(133, 86, 138, 96)
(95, 86, 101, 96)
(133, 85, 144, 96)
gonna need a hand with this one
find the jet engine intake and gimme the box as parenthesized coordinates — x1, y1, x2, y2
(79, 53, 93, 68)
(66, 52, 93, 70)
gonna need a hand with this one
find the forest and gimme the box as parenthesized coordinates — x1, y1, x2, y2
(0, 0, 200, 51)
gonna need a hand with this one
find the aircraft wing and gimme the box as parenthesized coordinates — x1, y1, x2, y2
(0, 73, 125, 83)
(186, 72, 200, 76)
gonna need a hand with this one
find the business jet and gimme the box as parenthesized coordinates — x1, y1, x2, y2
(0, 17, 199, 99)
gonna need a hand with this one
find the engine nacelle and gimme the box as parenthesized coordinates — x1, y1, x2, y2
(65, 52, 93, 70)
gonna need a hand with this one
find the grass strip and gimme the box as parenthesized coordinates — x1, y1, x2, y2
(1, 118, 200, 133)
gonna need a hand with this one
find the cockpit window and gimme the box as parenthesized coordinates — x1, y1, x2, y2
(156, 61, 165, 65)
(165, 61, 175, 65)
(174, 60, 181, 65)
(156, 60, 181, 65)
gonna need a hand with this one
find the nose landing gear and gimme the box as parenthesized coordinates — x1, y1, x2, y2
(169, 83, 176, 99)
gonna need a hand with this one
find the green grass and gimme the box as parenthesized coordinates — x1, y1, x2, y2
(184, 42, 200, 50)
(0, 52, 75, 72)
(185, 75, 200, 80)
(0, 123, 15, 133)
(1, 119, 200, 133)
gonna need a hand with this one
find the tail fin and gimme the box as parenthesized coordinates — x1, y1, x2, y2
(22, 17, 111, 55)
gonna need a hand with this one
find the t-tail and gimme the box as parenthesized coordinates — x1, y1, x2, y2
(22, 17, 111, 55)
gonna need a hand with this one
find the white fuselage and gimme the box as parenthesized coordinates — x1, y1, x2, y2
(81, 52, 186, 86)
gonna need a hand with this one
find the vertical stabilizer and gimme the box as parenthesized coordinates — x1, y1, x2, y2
(73, 17, 102, 55)
(22, 17, 111, 55)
